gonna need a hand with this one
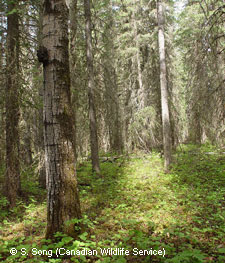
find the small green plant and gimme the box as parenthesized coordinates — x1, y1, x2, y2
(0, 196, 9, 220)
(165, 249, 207, 263)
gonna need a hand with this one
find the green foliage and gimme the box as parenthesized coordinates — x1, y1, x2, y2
(1, 145, 225, 262)
(175, 0, 225, 145)
(166, 249, 207, 263)
(20, 165, 46, 200)
(0, 196, 9, 220)
(7, 8, 17, 16)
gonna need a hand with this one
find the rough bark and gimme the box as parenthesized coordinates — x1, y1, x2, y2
(5, 0, 21, 207)
(38, 0, 81, 238)
(36, 1, 46, 189)
(157, 0, 172, 169)
(84, 0, 100, 174)
(38, 84, 46, 189)
(69, 0, 78, 161)
(0, 23, 5, 165)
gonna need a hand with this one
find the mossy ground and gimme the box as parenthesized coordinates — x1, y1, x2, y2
(0, 144, 225, 262)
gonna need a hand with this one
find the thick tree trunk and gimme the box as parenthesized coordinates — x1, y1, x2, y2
(84, 0, 100, 174)
(157, 0, 172, 169)
(38, 0, 81, 238)
(5, 0, 21, 207)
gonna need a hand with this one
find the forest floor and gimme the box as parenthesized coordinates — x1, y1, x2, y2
(0, 144, 225, 263)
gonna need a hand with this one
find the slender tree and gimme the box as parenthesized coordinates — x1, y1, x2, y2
(84, 0, 100, 173)
(5, 0, 21, 207)
(157, 0, 172, 169)
(37, 0, 81, 238)
(132, 1, 145, 109)
(35, 1, 46, 188)
(0, 9, 6, 165)
(69, 0, 78, 161)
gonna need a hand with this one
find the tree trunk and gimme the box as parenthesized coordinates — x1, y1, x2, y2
(112, 72, 123, 153)
(5, 0, 21, 207)
(69, 0, 78, 161)
(0, 22, 5, 166)
(133, 17, 145, 109)
(84, 0, 100, 174)
(38, 0, 81, 238)
(24, 119, 33, 165)
(36, 1, 46, 189)
(157, 0, 172, 169)
(38, 84, 46, 189)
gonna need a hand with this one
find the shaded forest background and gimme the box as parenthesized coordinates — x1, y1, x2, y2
(0, 0, 224, 168)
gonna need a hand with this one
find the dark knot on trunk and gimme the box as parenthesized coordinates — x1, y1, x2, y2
(37, 46, 49, 66)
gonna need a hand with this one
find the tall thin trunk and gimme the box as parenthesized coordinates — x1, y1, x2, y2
(24, 118, 33, 165)
(157, 0, 172, 169)
(84, 0, 100, 174)
(5, 0, 20, 207)
(38, 0, 81, 238)
(112, 72, 122, 153)
(70, 0, 78, 161)
(0, 18, 5, 165)
(133, 18, 145, 109)
(37, 1, 46, 189)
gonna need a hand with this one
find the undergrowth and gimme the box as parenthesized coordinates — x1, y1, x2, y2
(0, 144, 225, 262)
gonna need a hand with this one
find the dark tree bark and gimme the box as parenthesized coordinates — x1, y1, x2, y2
(157, 0, 172, 169)
(69, 0, 78, 162)
(38, 0, 81, 238)
(37, 1, 46, 189)
(5, 0, 21, 207)
(38, 84, 46, 189)
(0, 19, 5, 166)
(84, 0, 100, 174)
